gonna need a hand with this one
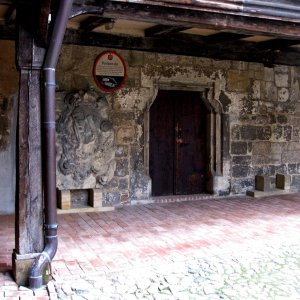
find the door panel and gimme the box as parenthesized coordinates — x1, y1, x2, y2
(175, 92, 207, 194)
(149, 91, 174, 196)
(150, 90, 207, 196)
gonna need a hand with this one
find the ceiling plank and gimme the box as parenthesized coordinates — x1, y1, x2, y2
(79, 16, 114, 31)
(63, 28, 300, 66)
(144, 24, 190, 37)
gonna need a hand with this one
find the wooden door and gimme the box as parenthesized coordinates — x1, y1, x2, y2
(149, 90, 207, 196)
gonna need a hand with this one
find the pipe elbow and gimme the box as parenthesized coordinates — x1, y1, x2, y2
(29, 235, 57, 290)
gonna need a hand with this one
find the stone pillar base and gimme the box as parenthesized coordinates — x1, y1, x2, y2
(212, 175, 230, 195)
(12, 251, 40, 286)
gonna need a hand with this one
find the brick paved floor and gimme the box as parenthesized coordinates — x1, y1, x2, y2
(1, 193, 300, 298)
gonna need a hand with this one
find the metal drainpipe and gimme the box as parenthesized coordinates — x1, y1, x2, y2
(29, 0, 73, 290)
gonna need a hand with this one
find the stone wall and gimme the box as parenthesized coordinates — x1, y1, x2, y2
(0, 41, 18, 214)
(0, 40, 300, 213)
(55, 45, 300, 204)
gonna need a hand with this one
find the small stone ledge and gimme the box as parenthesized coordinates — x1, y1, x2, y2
(247, 174, 296, 198)
(57, 188, 114, 213)
(57, 206, 114, 214)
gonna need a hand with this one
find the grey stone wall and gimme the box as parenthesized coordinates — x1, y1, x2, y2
(54, 45, 300, 202)
(1, 40, 299, 213)
(0, 41, 18, 214)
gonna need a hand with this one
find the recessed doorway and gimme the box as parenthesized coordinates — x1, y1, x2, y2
(149, 90, 208, 196)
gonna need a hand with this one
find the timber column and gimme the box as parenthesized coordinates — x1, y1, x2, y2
(13, 1, 45, 286)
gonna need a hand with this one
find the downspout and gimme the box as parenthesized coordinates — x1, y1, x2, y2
(29, 0, 73, 290)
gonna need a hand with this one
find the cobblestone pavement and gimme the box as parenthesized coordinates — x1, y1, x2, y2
(1, 193, 300, 299)
(53, 239, 300, 300)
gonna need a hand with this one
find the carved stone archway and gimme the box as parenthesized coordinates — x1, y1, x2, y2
(144, 81, 230, 196)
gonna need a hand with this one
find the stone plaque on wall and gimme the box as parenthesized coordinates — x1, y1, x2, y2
(56, 90, 116, 189)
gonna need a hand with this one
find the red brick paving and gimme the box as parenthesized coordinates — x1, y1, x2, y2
(0, 193, 300, 297)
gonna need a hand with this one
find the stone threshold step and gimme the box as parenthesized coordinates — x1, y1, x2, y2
(246, 189, 297, 198)
(132, 194, 227, 205)
(57, 206, 114, 214)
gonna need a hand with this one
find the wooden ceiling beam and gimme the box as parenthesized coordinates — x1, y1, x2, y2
(35, 0, 51, 47)
(63, 28, 300, 66)
(0, 0, 13, 4)
(74, 0, 300, 23)
(203, 32, 250, 44)
(144, 24, 190, 37)
(257, 39, 300, 50)
(98, 2, 300, 39)
(4, 3, 16, 25)
(79, 16, 114, 31)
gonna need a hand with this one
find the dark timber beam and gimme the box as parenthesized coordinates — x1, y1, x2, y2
(203, 32, 250, 44)
(13, 0, 45, 286)
(4, 4, 16, 25)
(144, 24, 190, 37)
(79, 16, 113, 31)
(63, 29, 300, 66)
(257, 39, 300, 50)
(0, 0, 13, 4)
(88, 0, 300, 22)
(0, 23, 15, 39)
(35, 0, 51, 47)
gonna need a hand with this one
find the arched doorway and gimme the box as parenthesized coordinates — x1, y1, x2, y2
(149, 90, 208, 196)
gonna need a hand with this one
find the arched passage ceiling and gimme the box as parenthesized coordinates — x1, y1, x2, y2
(1, 0, 300, 66)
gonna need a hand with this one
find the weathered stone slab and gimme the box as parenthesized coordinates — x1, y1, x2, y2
(227, 70, 250, 92)
(231, 142, 247, 155)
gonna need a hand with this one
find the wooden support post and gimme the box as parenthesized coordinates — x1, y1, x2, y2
(13, 3, 46, 286)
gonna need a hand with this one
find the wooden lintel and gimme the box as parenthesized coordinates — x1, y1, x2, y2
(63, 29, 300, 66)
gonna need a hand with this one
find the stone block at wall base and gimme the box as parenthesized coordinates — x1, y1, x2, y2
(12, 251, 41, 287)
(88, 189, 103, 208)
(276, 173, 291, 190)
(255, 175, 271, 191)
(57, 190, 71, 209)
(211, 176, 230, 195)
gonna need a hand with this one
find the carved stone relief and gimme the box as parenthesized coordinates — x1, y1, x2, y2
(56, 90, 116, 189)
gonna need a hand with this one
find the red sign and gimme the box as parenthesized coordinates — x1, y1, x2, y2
(93, 51, 126, 92)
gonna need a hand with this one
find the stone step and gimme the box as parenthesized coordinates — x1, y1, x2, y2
(246, 189, 297, 198)
(57, 206, 114, 214)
